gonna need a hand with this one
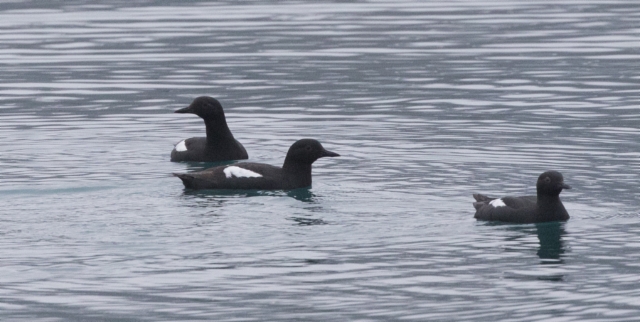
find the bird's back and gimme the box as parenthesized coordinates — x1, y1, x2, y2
(171, 137, 248, 162)
(473, 194, 538, 223)
(174, 162, 284, 190)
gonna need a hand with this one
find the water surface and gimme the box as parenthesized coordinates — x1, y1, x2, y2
(2, 1, 640, 320)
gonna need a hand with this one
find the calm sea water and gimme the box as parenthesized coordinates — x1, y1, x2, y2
(2, 1, 640, 320)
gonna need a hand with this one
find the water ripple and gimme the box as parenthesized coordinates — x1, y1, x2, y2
(2, 0, 640, 320)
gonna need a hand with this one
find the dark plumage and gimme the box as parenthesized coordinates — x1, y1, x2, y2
(174, 139, 339, 190)
(473, 171, 571, 223)
(170, 96, 248, 162)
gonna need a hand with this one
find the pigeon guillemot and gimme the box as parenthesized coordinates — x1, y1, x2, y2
(170, 96, 248, 162)
(174, 139, 339, 190)
(473, 171, 571, 223)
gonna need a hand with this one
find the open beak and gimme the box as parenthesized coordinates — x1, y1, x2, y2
(321, 149, 340, 158)
(561, 183, 572, 189)
(174, 106, 193, 114)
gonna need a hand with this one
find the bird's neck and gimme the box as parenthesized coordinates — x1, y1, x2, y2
(282, 160, 313, 187)
(204, 119, 234, 146)
(537, 194, 566, 217)
(537, 193, 561, 205)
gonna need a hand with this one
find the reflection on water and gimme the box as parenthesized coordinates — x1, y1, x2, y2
(181, 187, 316, 202)
(2, 0, 640, 320)
(484, 221, 567, 263)
(536, 221, 566, 263)
(289, 216, 327, 226)
(286, 188, 316, 202)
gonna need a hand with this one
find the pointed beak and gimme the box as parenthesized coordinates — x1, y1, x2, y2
(175, 106, 193, 114)
(561, 183, 572, 189)
(321, 149, 340, 158)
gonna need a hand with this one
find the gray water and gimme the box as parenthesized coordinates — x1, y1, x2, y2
(2, 0, 640, 320)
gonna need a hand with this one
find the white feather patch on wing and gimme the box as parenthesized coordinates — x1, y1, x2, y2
(489, 199, 506, 207)
(223, 166, 262, 179)
(175, 140, 187, 152)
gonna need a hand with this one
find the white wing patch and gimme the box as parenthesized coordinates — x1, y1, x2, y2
(175, 140, 187, 152)
(489, 199, 506, 207)
(223, 166, 262, 179)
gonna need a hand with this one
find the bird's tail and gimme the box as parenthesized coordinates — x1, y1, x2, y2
(173, 173, 196, 189)
(473, 193, 493, 202)
(472, 193, 494, 210)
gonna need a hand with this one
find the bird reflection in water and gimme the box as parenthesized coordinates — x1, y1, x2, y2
(180, 187, 316, 202)
(287, 188, 316, 203)
(535, 221, 566, 263)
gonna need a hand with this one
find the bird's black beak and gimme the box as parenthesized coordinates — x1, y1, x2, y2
(321, 149, 340, 158)
(561, 183, 572, 189)
(175, 106, 194, 114)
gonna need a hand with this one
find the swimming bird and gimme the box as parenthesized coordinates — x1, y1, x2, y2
(472, 171, 571, 223)
(174, 139, 339, 190)
(170, 96, 248, 162)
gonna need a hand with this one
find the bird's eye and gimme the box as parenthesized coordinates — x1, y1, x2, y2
(305, 146, 312, 151)
(544, 177, 551, 183)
